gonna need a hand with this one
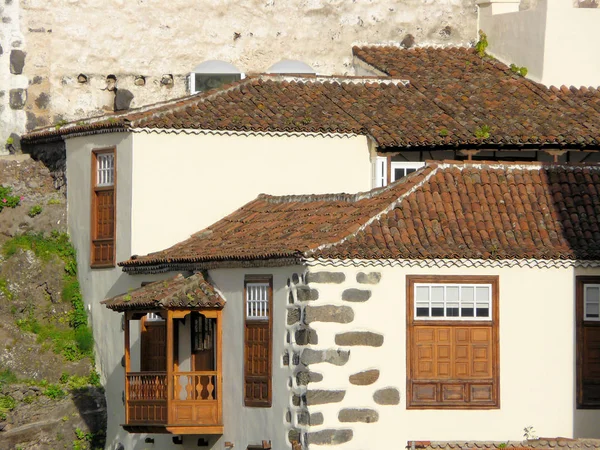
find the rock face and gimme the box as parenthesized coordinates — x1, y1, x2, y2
(0, 158, 106, 449)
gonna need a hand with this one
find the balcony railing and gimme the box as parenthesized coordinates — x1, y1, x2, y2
(126, 371, 220, 428)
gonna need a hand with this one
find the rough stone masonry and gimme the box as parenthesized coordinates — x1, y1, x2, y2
(0, 0, 479, 154)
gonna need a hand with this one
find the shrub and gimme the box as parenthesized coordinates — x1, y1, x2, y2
(0, 368, 18, 386)
(44, 384, 66, 400)
(0, 395, 16, 420)
(27, 205, 43, 217)
(0, 186, 21, 213)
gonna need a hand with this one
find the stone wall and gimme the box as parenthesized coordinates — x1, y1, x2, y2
(284, 269, 398, 448)
(0, 0, 478, 154)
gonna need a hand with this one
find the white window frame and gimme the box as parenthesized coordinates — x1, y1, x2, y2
(374, 157, 425, 188)
(584, 283, 600, 322)
(374, 156, 387, 188)
(390, 161, 425, 182)
(414, 283, 493, 321)
(246, 282, 270, 321)
(96, 153, 115, 187)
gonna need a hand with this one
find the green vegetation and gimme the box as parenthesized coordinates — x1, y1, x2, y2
(475, 124, 491, 139)
(3, 232, 93, 362)
(510, 63, 528, 77)
(0, 185, 21, 212)
(73, 427, 95, 450)
(44, 383, 66, 400)
(439, 128, 449, 137)
(47, 197, 62, 205)
(27, 205, 43, 218)
(475, 30, 489, 57)
(0, 394, 16, 420)
(0, 278, 13, 300)
(0, 368, 18, 387)
(54, 119, 68, 130)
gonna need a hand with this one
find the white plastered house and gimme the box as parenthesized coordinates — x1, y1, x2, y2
(102, 161, 600, 449)
(20, 44, 600, 450)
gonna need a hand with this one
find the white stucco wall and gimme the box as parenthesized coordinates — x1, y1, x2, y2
(294, 262, 600, 448)
(479, 0, 600, 87)
(130, 131, 373, 255)
(66, 133, 178, 449)
(209, 266, 304, 450)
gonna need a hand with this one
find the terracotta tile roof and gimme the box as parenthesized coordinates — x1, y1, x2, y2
(120, 161, 600, 272)
(22, 47, 600, 148)
(352, 45, 600, 147)
(408, 439, 600, 449)
(101, 272, 225, 311)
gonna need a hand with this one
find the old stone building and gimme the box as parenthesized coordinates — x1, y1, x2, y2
(1, 0, 480, 154)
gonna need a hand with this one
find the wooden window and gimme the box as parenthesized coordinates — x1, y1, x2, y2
(244, 276, 273, 407)
(407, 275, 499, 409)
(91, 148, 116, 267)
(577, 277, 600, 408)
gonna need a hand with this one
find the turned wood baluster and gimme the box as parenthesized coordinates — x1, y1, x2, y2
(185, 375, 194, 400)
(174, 374, 181, 401)
(195, 375, 203, 400)
(207, 375, 215, 400)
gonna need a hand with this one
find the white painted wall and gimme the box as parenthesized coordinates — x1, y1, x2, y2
(209, 266, 304, 450)
(66, 133, 179, 449)
(299, 263, 600, 449)
(130, 131, 373, 255)
(479, 0, 600, 87)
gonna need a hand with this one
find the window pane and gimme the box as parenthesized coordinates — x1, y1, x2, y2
(476, 307, 490, 318)
(416, 307, 429, 317)
(461, 286, 474, 304)
(587, 302, 599, 318)
(586, 286, 600, 304)
(476, 286, 490, 304)
(446, 286, 459, 317)
(461, 308, 474, 317)
(394, 168, 404, 181)
(431, 286, 444, 317)
(416, 286, 429, 302)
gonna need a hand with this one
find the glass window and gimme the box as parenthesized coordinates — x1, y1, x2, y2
(414, 283, 492, 320)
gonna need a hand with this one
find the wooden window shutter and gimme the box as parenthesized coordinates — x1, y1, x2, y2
(577, 277, 600, 408)
(140, 315, 167, 372)
(406, 276, 499, 409)
(244, 277, 273, 407)
(91, 148, 116, 267)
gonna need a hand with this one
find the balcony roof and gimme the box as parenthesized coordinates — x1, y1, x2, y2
(102, 272, 225, 312)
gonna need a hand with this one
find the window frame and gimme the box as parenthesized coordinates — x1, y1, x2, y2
(90, 147, 116, 268)
(413, 283, 493, 321)
(406, 275, 500, 410)
(576, 276, 600, 409)
(243, 275, 273, 407)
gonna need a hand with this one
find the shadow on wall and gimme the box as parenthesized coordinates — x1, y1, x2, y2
(115, 89, 135, 112)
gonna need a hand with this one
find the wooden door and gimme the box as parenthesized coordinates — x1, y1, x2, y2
(141, 317, 166, 372)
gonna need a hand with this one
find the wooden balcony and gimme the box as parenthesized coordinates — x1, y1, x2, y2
(125, 370, 222, 434)
(122, 308, 224, 435)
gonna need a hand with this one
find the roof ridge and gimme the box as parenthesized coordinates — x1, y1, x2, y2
(305, 164, 440, 257)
